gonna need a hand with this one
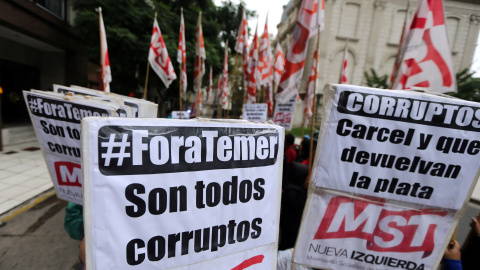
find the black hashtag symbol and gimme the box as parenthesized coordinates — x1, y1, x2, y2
(29, 99, 38, 113)
(101, 134, 131, 166)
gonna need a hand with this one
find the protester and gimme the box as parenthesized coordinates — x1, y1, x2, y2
(461, 217, 480, 269)
(285, 133, 297, 165)
(279, 161, 309, 250)
(444, 240, 463, 270)
(64, 202, 85, 270)
(277, 249, 314, 270)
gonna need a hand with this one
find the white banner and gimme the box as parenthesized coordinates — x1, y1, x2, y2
(243, 103, 268, 122)
(273, 96, 296, 131)
(294, 189, 455, 270)
(313, 84, 480, 210)
(82, 119, 284, 269)
(23, 91, 124, 204)
(171, 111, 190, 119)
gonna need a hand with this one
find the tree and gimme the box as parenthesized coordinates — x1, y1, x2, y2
(363, 68, 389, 89)
(446, 68, 480, 102)
(73, 0, 253, 108)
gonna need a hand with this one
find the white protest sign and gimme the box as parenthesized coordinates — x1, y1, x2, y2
(82, 118, 284, 269)
(54, 84, 158, 118)
(23, 90, 124, 204)
(313, 84, 480, 210)
(243, 103, 268, 122)
(171, 111, 190, 119)
(273, 96, 296, 131)
(294, 189, 455, 270)
(293, 84, 480, 270)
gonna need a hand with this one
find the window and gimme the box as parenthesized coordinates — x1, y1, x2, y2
(32, 0, 66, 20)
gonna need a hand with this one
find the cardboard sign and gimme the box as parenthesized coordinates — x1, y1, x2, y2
(23, 90, 125, 204)
(171, 111, 190, 119)
(82, 118, 284, 269)
(294, 189, 455, 270)
(273, 96, 296, 131)
(313, 84, 480, 210)
(54, 84, 158, 118)
(293, 84, 480, 270)
(243, 103, 268, 122)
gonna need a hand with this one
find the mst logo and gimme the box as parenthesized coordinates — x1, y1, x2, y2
(314, 196, 448, 258)
(54, 161, 82, 187)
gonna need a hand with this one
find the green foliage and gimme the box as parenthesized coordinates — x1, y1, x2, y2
(73, 0, 253, 105)
(363, 68, 389, 89)
(445, 68, 480, 102)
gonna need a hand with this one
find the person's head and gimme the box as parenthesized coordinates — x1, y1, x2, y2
(285, 133, 295, 146)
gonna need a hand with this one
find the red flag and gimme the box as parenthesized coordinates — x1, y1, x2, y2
(304, 50, 317, 127)
(207, 67, 213, 103)
(194, 12, 206, 94)
(98, 7, 112, 92)
(193, 12, 206, 117)
(339, 41, 348, 84)
(392, 0, 456, 93)
(273, 43, 285, 85)
(221, 43, 229, 108)
(276, 0, 320, 104)
(235, 9, 250, 90)
(149, 17, 177, 88)
(217, 74, 223, 104)
(245, 25, 259, 104)
(258, 16, 273, 87)
(177, 8, 187, 99)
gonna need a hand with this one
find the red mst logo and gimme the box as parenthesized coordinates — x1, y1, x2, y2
(54, 161, 82, 187)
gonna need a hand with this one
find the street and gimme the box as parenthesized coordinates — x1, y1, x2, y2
(0, 193, 81, 269)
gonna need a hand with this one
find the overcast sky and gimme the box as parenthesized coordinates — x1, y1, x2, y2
(214, 0, 290, 38)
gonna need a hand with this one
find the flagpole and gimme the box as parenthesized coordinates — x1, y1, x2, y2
(143, 61, 150, 100)
(308, 27, 322, 172)
(179, 63, 182, 119)
(196, 12, 203, 118)
(98, 7, 105, 91)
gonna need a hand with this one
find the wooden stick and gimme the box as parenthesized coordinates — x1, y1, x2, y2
(143, 61, 150, 100)
(179, 62, 182, 119)
(308, 27, 322, 171)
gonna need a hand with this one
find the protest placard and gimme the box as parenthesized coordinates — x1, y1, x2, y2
(82, 118, 284, 269)
(313, 84, 480, 210)
(23, 90, 129, 204)
(54, 84, 158, 118)
(243, 103, 268, 122)
(273, 96, 296, 131)
(293, 84, 480, 270)
(171, 111, 190, 119)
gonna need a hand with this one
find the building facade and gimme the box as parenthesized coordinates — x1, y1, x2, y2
(275, 0, 480, 126)
(0, 0, 89, 128)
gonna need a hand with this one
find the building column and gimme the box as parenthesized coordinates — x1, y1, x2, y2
(460, 14, 480, 70)
(364, 0, 386, 73)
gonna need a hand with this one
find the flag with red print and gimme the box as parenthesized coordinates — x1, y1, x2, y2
(194, 12, 206, 94)
(258, 16, 273, 87)
(207, 67, 213, 104)
(265, 82, 273, 115)
(235, 9, 249, 88)
(318, 0, 325, 32)
(98, 7, 112, 92)
(245, 25, 259, 104)
(276, 0, 320, 104)
(273, 43, 285, 85)
(220, 43, 229, 108)
(339, 41, 348, 84)
(217, 74, 223, 105)
(392, 0, 456, 93)
(304, 50, 317, 127)
(177, 8, 187, 99)
(149, 17, 177, 88)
